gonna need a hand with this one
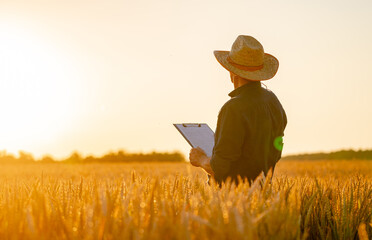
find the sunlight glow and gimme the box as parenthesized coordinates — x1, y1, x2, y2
(0, 22, 79, 154)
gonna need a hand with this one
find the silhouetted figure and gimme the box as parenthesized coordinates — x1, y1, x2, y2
(189, 35, 287, 185)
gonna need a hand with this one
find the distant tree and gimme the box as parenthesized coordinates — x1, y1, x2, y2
(18, 151, 34, 163)
(41, 155, 55, 163)
(84, 156, 97, 162)
(66, 151, 83, 163)
(0, 151, 17, 163)
(117, 150, 127, 162)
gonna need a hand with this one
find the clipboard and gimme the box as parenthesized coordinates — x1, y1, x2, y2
(173, 123, 215, 157)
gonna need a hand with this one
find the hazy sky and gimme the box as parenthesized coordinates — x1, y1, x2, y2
(0, 0, 371, 159)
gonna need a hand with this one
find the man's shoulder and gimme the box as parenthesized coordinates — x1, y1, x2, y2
(221, 88, 284, 112)
(262, 87, 280, 100)
(219, 96, 248, 116)
(262, 88, 285, 109)
(221, 96, 244, 110)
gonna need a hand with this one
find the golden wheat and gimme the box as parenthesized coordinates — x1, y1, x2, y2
(0, 160, 371, 239)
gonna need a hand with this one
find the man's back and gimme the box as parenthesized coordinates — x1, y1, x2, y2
(210, 81, 287, 183)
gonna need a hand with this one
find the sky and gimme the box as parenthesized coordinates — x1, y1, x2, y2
(0, 0, 371, 159)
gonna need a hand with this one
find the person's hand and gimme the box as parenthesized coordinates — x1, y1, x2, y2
(189, 147, 209, 167)
(189, 147, 215, 176)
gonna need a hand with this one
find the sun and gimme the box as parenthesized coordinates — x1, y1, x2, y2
(0, 22, 79, 155)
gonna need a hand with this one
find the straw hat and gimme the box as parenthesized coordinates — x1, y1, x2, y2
(214, 35, 279, 81)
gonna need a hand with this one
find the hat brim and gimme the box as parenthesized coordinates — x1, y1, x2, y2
(213, 51, 279, 81)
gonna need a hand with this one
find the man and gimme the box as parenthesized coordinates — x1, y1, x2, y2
(189, 35, 287, 184)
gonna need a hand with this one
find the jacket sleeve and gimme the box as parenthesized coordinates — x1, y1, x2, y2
(210, 102, 245, 182)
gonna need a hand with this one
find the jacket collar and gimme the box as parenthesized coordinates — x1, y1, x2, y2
(228, 81, 262, 97)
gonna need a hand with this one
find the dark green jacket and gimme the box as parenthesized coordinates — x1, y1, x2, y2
(210, 82, 287, 183)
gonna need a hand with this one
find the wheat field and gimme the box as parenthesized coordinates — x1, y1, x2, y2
(0, 160, 371, 240)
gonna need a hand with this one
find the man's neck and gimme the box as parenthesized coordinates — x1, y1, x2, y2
(234, 78, 257, 89)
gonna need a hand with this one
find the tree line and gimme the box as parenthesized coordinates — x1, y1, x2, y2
(3, 148, 371, 163)
(0, 150, 185, 163)
(282, 149, 372, 160)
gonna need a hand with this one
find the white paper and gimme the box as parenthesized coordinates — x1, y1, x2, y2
(174, 123, 215, 157)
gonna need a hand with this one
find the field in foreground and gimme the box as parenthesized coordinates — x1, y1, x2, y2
(0, 160, 371, 239)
